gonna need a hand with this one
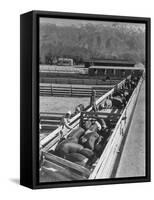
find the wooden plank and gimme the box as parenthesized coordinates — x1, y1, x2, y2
(42, 160, 85, 180)
(41, 124, 58, 128)
(72, 93, 92, 95)
(40, 112, 64, 116)
(81, 111, 121, 117)
(41, 167, 72, 181)
(40, 116, 61, 120)
(41, 121, 60, 125)
(40, 117, 61, 121)
(41, 126, 58, 132)
(44, 152, 90, 178)
(72, 88, 92, 91)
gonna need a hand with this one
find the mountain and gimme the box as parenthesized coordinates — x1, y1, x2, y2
(40, 22, 145, 64)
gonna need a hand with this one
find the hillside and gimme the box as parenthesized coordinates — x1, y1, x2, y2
(40, 22, 145, 64)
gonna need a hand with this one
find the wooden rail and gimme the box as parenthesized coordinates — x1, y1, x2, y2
(40, 84, 115, 97)
(40, 113, 63, 131)
(40, 77, 121, 86)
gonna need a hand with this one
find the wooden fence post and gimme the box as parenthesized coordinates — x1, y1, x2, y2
(70, 85, 72, 97)
(51, 84, 52, 96)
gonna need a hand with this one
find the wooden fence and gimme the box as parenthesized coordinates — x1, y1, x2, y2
(40, 84, 114, 97)
(40, 77, 121, 85)
(40, 112, 63, 131)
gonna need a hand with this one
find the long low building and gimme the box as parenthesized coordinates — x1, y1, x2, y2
(88, 65, 145, 78)
(84, 59, 136, 68)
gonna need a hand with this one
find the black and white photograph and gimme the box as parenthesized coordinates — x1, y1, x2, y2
(39, 16, 147, 183)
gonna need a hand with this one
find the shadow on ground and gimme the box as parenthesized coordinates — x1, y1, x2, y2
(9, 178, 20, 185)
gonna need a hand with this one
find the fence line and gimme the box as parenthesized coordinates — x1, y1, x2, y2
(40, 77, 121, 85)
(40, 84, 115, 97)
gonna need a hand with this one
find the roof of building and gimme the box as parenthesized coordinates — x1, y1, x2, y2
(89, 65, 145, 70)
(84, 59, 135, 65)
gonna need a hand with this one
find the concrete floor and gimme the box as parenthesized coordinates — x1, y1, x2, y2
(116, 81, 145, 177)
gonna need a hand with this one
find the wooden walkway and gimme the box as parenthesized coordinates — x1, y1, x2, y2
(116, 81, 145, 177)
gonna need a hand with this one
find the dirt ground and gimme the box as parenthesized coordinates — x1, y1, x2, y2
(40, 96, 90, 113)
